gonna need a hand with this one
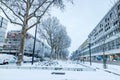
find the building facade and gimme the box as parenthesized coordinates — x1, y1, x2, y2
(77, 1, 120, 61)
(3, 30, 50, 57)
(0, 16, 8, 51)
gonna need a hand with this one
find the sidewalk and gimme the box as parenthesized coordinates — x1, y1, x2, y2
(83, 62, 120, 76)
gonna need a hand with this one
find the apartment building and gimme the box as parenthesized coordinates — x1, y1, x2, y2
(78, 1, 120, 61)
(0, 16, 8, 51)
(3, 30, 50, 57)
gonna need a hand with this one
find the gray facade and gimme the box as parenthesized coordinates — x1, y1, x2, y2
(0, 16, 8, 51)
(3, 30, 51, 57)
(77, 1, 120, 61)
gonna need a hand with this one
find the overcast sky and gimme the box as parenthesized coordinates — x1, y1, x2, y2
(51, 0, 118, 53)
(0, 0, 118, 54)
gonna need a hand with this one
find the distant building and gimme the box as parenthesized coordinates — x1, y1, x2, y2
(77, 1, 120, 61)
(3, 30, 51, 57)
(0, 16, 8, 51)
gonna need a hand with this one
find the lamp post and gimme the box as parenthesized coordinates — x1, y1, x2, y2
(82, 52, 84, 63)
(103, 36, 107, 69)
(89, 42, 92, 66)
(32, 23, 38, 65)
(88, 36, 92, 66)
(42, 41, 44, 59)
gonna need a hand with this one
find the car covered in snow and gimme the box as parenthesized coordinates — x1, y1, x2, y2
(0, 54, 16, 65)
(0, 58, 9, 64)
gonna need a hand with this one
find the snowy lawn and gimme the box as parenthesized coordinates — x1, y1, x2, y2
(0, 61, 120, 80)
(83, 62, 120, 74)
(0, 68, 119, 80)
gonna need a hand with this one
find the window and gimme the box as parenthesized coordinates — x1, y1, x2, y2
(113, 20, 118, 26)
(105, 18, 107, 22)
(100, 24, 103, 28)
(118, 4, 120, 10)
(110, 13, 113, 18)
(99, 28, 103, 33)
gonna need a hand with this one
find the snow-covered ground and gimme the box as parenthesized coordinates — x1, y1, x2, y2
(83, 62, 120, 75)
(0, 68, 119, 80)
(0, 61, 120, 80)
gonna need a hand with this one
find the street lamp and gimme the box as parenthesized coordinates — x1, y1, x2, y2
(32, 23, 38, 65)
(82, 52, 84, 63)
(88, 36, 92, 66)
(89, 42, 92, 66)
(103, 36, 107, 69)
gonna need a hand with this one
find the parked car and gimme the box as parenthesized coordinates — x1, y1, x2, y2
(117, 57, 120, 61)
(0, 54, 16, 65)
(8, 56, 16, 63)
(0, 58, 9, 65)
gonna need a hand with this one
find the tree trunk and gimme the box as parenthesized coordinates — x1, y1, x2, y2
(54, 47, 57, 60)
(58, 50, 60, 60)
(16, 27, 26, 66)
(50, 48, 53, 60)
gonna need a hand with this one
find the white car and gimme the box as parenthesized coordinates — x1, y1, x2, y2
(8, 56, 16, 63)
(0, 54, 16, 65)
(0, 58, 8, 64)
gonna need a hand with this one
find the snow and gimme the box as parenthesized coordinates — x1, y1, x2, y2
(0, 68, 119, 80)
(0, 61, 120, 80)
(83, 62, 120, 75)
(0, 54, 15, 60)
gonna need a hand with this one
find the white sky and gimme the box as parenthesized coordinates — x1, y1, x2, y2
(0, 0, 118, 54)
(51, 0, 118, 53)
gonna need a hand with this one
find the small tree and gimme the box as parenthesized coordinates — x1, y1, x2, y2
(0, 0, 73, 65)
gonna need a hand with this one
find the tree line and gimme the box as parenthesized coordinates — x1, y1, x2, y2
(38, 17, 71, 60)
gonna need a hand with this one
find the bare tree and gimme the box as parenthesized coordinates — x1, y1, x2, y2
(38, 17, 60, 60)
(53, 26, 71, 59)
(38, 17, 71, 60)
(0, 0, 73, 65)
